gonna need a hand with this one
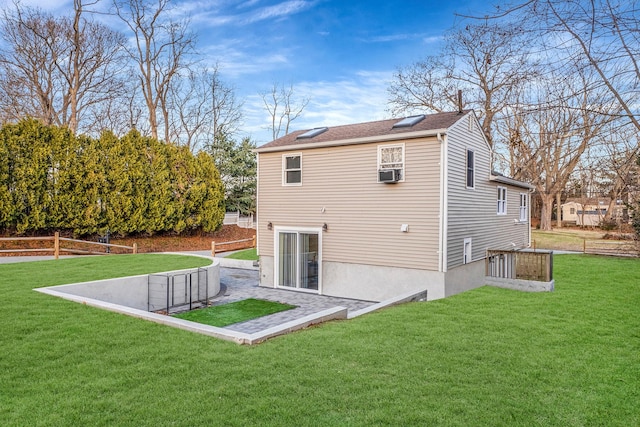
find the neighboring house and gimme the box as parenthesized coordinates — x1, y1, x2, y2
(561, 197, 627, 226)
(254, 110, 533, 302)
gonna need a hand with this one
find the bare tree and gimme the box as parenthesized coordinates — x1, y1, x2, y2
(168, 65, 243, 152)
(596, 126, 640, 223)
(260, 82, 309, 140)
(0, 6, 66, 126)
(389, 22, 538, 148)
(0, 1, 127, 134)
(113, 0, 195, 142)
(504, 67, 619, 231)
(208, 67, 243, 145)
(473, 0, 640, 134)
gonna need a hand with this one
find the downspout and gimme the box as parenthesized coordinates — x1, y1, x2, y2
(528, 187, 535, 248)
(255, 153, 260, 254)
(438, 132, 448, 273)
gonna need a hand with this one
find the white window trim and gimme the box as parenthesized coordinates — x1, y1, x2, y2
(519, 193, 528, 222)
(282, 153, 302, 186)
(273, 226, 322, 294)
(497, 186, 507, 215)
(463, 237, 472, 264)
(377, 143, 405, 182)
(465, 149, 475, 189)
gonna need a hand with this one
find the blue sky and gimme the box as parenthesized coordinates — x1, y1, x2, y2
(1, 0, 494, 143)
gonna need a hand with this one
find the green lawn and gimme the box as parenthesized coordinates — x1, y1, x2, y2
(173, 298, 295, 327)
(1, 254, 638, 426)
(225, 247, 258, 260)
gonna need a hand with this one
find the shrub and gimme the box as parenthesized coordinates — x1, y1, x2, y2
(0, 120, 225, 236)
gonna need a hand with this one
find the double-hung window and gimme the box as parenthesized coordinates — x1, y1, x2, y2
(283, 154, 302, 186)
(519, 193, 528, 222)
(497, 186, 507, 215)
(466, 149, 475, 189)
(378, 144, 404, 181)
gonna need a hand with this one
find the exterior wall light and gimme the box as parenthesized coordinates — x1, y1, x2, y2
(267, 222, 273, 230)
(322, 223, 328, 232)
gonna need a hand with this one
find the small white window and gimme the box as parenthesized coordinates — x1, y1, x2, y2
(283, 154, 302, 186)
(519, 193, 528, 222)
(463, 238, 472, 264)
(497, 186, 507, 215)
(378, 144, 404, 181)
(466, 149, 475, 189)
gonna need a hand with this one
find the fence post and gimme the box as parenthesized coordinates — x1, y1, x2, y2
(211, 241, 216, 257)
(133, 243, 137, 254)
(54, 232, 60, 259)
(583, 239, 586, 253)
(253, 235, 256, 248)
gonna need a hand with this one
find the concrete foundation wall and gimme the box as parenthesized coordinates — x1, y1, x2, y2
(259, 256, 445, 301)
(46, 260, 220, 311)
(485, 276, 555, 292)
(444, 260, 487, 297)
(322, 261, 444, 301)
(259, 255, 275, 287)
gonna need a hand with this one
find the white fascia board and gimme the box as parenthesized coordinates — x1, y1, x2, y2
(254, 129, 449, 153)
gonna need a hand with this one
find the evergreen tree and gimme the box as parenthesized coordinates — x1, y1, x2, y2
(0, 119, 225, 236)
(209, 135, 256, 215)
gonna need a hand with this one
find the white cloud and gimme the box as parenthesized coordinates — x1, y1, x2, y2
(186, 0, 313, 27)
(200, 40, 292, 78)
(242, 70, 395, 144)
(422, 35, 443, 44)
(0, 0, 71, 10)
(243, 0, 312, 24)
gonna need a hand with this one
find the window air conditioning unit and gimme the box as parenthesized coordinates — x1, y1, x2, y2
(378, 169, 401, 183)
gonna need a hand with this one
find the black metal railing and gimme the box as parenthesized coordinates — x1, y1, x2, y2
(148, 268, 208, 314)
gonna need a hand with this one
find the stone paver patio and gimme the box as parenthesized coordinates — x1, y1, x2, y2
(215, 267, 376, 334)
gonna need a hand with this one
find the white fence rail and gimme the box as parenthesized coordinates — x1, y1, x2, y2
(223, 211, 255, 229)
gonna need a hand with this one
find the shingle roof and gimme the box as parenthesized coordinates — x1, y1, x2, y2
(256, 110, 473, 152)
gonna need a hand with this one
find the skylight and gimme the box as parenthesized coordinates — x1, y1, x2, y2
(392, 115, 425, 128)
(296, 127, 328, 139)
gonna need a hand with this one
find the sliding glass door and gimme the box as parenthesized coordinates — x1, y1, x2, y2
(277, 229, 320, 291)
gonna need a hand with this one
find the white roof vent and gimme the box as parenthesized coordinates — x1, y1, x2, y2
(392, 115, 425, 128)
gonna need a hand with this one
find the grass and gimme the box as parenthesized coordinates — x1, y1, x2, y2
(1, 254, 639, 426)
(173, 298, 295, 327)
(532, 228, 604, 251)
(225, 247, 258, 260)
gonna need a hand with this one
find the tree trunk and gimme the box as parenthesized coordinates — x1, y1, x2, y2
(539, 193, 555, 231)
(556, 193, 562, 228)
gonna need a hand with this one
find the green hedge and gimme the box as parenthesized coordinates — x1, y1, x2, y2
(0, 119, 224, 236)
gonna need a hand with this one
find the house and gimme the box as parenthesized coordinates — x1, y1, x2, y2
(561, 197, 627, 226)
(254, 110, 533, 302)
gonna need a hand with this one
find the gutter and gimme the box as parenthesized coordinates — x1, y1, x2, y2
(489, 174, 534, 190)
(254, 128, 449, 153)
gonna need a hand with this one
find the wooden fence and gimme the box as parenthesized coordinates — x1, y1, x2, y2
(486, 249, 553, 282)
(211, 236, 256, 256)
(0, 232, 137, 259)
(582, 239, 639, 257)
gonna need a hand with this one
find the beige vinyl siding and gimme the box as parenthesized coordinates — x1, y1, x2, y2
(257, 137, 441, 271)
(446, 115, 529, 269)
